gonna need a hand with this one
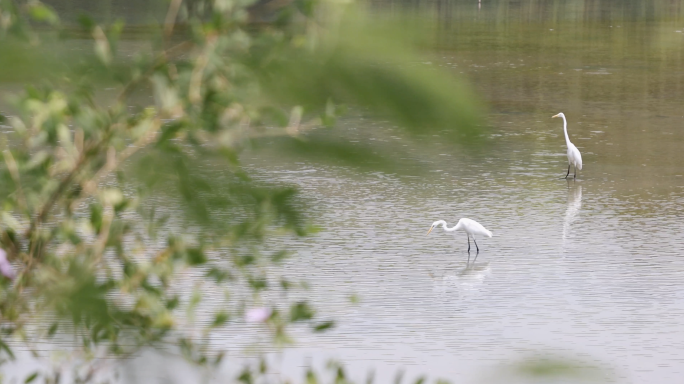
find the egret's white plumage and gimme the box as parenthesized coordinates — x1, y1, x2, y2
(552, 112, 582, 179)
(427, 218, 492, 253)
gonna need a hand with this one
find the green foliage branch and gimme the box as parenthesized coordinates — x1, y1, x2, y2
(0, 0, 481, 381)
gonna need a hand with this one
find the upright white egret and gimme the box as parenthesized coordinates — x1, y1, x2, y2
(552, 112, 583, 179)
(427, 218, 492, 253)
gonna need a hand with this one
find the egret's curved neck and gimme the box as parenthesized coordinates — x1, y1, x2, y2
(561, 115, 571, 145)
(439, 221, 458, 232)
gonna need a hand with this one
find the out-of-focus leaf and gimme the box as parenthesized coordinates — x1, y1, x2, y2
(93, 26, 112, 65)
(28, 3, 59, 25)
(235, 254, 255, 267)
(259, 9, 484, 144)
(238, 368, 253, 384)
(130, 147, 307, 235)
(271, 250, 288, 263)
(49, 261, 114, 326)
(394, 369, 404, 384)
(290, 301, 314, 322)
(211, 311, 229, 327)
(24, 372, 39, 383)
(77, 14, 96, 32)
(0, 338, 16, 359)
(166, 296, 180, 310)
(513, 356, 603, 379)
(206, 267, 232, 283)
(518, 359, 583, 376)
(47, 323, 58, 337)
(263, 134, 404, 174)
(179, 338, 194, 361)
(312, 320, 334, 332)
(0, 41, 68, 82)
(90, 204, 103, 233)
(186, 247, 207, 265)
(248, 276, 267, 290)
(306, 368, 317, 384)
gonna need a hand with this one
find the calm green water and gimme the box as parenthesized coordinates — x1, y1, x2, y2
(4, 1, 684, 383)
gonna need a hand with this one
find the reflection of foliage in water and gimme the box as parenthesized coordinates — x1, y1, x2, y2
(0, 0, 484, 382)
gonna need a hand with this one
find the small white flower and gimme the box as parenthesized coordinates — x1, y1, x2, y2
(245, 307, 271, 323)
(0, 249, 15, 280)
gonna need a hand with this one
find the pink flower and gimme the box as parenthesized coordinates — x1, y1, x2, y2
(245, 307, 272, 323)
(0, 249, 15, 280)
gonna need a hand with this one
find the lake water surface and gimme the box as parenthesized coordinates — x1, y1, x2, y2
(242, 2, 684, 382)
(4, 1, 684, 383)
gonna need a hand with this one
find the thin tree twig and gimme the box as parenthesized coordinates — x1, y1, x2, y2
(164, 0, 183, 38)
(92, 204, 113, 262)
(189, 37, 216, 105)
(3, 149, 28, 214)
(26, 150, 89, 240)
(117, 40, 193, 103)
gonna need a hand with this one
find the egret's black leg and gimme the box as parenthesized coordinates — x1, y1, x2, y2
(574, 165, 577, 179)
(473, 238, 480, 253)
(565, 165, 570, 179)
(467, 252, 471, 264)
(467, 236, 471, 253)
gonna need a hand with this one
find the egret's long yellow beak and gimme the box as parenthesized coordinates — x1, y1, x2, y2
(427, 226, 434, 235)
(552, 114, 559, 118)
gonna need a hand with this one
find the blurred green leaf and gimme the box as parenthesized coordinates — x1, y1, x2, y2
(259, 10, 484, 144)
(0, 338, 15, 359)
(235, 254, 255, 267)
(312, 320, 334, 332)
(47, 323, 58, 337)
(130, 147, 307, 235)
(214, 351, 225, 365)
(0, 40, 68, 82)
(90, 204, 103, 233)
(212, 311, 230, 327)
(77, 14, 96, 32)
(166, 296, 180, 310)
(394, 369, 404, 384)
(248, 276, 267, 290)
(514, 356, 602, 379)
(206, 267, 232, 283)
(49, 262, 114, 327)
(238, 368, 253, 384)
(0, 0, 491, 380)
(186, 247, 207, 266)
(518, 359, 582, 376)
(263, 134, 402, 173)
(271, 250, 288, 263)
(24, 372, 39, 383)
(28, 3, 58, 25)
(290, 301, 314, 322)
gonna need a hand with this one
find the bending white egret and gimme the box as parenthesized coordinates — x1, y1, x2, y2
(552, 112, 583, 179)
(427, 218, 492, 253)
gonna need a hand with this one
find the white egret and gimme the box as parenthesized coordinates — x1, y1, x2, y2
(552, 112, 583, 179)
(426, 218, 492, 253)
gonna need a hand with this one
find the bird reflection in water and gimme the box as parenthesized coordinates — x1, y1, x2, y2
(429, 261, 491, 296)
(563, 181, 582, 243)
